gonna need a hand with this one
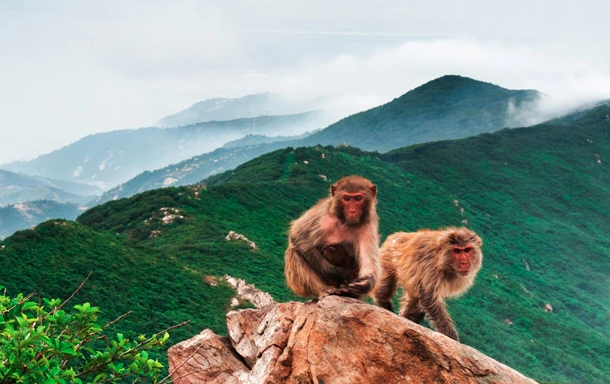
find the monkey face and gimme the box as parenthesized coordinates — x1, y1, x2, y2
(340, 193, 366, 225)
(451, 245, 475, 275)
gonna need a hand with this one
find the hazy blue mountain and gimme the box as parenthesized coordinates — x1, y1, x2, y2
(300, 75, 542, 151)
(221, 131, 315, 148)
(95, 136, 302, 204)
(155, 92, 324, 127)
(1, 111, 329, 189)
(0, 200, 83, 239)
(0, 169, 101, 206)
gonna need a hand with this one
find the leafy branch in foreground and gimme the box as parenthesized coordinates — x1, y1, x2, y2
(0, 279, 188, 384)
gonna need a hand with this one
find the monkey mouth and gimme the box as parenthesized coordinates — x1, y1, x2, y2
(345, 215, 360, 223)
(457, 267, 470, 275)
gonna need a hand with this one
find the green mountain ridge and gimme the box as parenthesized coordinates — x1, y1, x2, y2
(301, 75, 542, 151)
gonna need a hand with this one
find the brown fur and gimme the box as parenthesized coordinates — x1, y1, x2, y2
(284, 175, 380, 298)
(372, 227, 482, 341)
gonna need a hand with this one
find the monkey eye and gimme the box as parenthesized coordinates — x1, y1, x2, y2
(453, 248, 461, 254)
(354, 195, 363, 202)
(342, 195, 351, 202)
(464, 247, 472, 253)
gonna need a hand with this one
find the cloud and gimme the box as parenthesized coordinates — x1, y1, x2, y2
(265, 37, 610, 120)
(1, 1, 609, 164)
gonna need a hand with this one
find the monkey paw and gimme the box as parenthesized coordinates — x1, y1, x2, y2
(323, 286, 351, 297)
(347, 275, 375, 295)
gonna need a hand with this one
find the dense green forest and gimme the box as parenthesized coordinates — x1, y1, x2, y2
(1, 105, 610, 383)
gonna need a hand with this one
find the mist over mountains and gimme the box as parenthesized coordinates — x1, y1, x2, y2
(98, 75, 547, 203)
(1, 111, 329, 189)
(0, 75, 608, 239)
(300, 75, 541, 151)
(155, 92, 328, 127)
(0, 169, 101, 206)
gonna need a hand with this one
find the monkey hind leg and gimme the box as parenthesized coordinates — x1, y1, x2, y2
(372, 266, 398, 312)
(399, 297, 425, 324)
(284, 247, 329, 298)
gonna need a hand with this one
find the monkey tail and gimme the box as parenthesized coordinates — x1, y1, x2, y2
(371, 259, 398, 312)
(284, 246, 329, 297)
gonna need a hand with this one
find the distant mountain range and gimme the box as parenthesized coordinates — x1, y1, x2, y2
(95, 134, 306, 204)
(98, 75, 549, 203)
(1, 111, 329, 189)
(155, 92, 325, 127)
(0, 75, 605, 239)
(0, 200, 83, 239)
(0, 169, 101, 207)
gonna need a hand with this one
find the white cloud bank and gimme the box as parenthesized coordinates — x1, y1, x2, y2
(268, 38, 610, 122)
(1, 1, 609, 164)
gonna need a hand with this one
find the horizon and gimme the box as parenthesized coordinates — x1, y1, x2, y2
(1, 0, 610, 164)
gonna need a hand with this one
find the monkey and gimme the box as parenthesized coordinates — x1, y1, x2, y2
(284, 175, 380, 299)
(372, 227, 482, 341)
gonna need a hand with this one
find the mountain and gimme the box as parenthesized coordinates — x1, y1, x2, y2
(300, 75, 542, 152)
(94, 134, 305, 204)
(93, 76, 548, 203)
(155, 92, 323, 127)
(1, 111, 328, 189)
(0, 200, 83, 239)
(1, 104, 610, 382)
(0, 170, 99, 239)
(0, 169, 101, 206)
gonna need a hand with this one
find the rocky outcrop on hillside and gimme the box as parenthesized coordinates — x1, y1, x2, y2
(167, 296, 536, 384)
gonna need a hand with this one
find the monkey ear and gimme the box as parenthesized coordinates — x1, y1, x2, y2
(331, 185, 337, 197)
(475, 235, 483, 247)
(370, 185, 377, 198)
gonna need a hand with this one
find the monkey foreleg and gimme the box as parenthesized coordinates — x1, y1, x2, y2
(420, 293, 459, 341)
(347, 274, 376, 296)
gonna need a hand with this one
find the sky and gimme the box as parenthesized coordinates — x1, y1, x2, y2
(1, 0, 610, 164)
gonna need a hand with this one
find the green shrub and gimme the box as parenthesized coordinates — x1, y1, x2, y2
(0, 285, 177, 384)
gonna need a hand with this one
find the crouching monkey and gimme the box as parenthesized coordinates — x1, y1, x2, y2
(284, 175, 380, 298)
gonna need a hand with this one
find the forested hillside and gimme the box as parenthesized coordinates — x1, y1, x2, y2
(1, 105, 610, 383)
(300, 75, 541, 151)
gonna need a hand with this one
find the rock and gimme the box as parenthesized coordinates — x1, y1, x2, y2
(225, 231, 257, 250)
(166, 330, 248, 384)
(223, 275, 276, 309)
(168, 296, 537, 384)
